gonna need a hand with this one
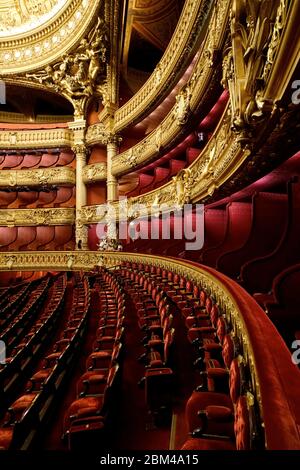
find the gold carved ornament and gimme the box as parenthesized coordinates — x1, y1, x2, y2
(0, 208, 75, 227)
(109, 0, 231, 177)
(0, 128, 73, 150)
(0, 167, 75, 188)
(0, 0, 101, 74)
(223, 0, 288, 132)
(7, 17, 110, 119)
(82, 163, 107, 184)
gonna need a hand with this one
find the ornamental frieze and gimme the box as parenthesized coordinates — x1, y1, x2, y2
(0, 208, 75, 226)
(82, 163, 107, 183)
(0, 167, 75, 188)
(85, 123, 108, 146)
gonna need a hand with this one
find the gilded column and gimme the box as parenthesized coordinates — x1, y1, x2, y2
(69, 120, 88, 250)
(107, 134, 120, 203)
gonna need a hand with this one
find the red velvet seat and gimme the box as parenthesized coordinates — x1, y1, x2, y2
(0, 428, 14, 450)
(217, 192, 288, 279)
(240, 180, 300, 293)
(63, 365, 119, 436)
(181, 395, 251, 450)
(185, 357, 242, 435)
(202, 202, 252, 267)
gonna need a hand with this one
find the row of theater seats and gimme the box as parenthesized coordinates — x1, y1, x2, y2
(0, 273, 92, 450)
(0, 187, 75, 209)
(63, 271, 125, 450)
(0, 278, 49, 352)
(124, 179, 300, 343)
(0, 226, 75, 252)
(0, 152, 74, 170)
(119, 270, 175, 415)
(0, 282, 33, 334)
(117, 261, 261, 450)
(126, 90, 228, 197)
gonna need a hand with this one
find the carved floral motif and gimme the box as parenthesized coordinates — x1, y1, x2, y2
(0, 208, 75, 226)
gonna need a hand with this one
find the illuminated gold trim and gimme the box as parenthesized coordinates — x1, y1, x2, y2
(113, 0, 215, 132)
(0, 208, 75, 226)
(0, 0, 102, 74)
(0, 128, 73, 149)
(0, 167, 75, 188)
(82, 163, 107, 183)
(110, 0, 230, 175)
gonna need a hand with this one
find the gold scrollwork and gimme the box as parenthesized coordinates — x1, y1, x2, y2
(0, 208, 75, 226)
(114, 0, 215, 132)
(82, 163, 107, 183)
(0, 167, 75, 188)
(22, 16, 108, 118)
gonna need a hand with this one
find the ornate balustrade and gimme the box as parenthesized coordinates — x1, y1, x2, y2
(82, 163, 107, 183)
(0, 128, 73, 150)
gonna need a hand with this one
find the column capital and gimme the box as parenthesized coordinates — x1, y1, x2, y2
(72, 143, 88, 156)
(107, 133, 122, 147)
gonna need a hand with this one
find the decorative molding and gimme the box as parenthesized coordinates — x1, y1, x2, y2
(82, 103, 248, 224)
(79, 206, 105, 225)
(0, 112, 72, 124)
(113, 0, 215, 132)
(82, 163, 107, 183)
(86, 123, 109, 146)
(0, 0, 102, 75)
(0, 208, 75, 226)
(222, 0, 290, 131)
(85, 124, 122, 147)
(0, 128, 73, 150)
(0, 167, 75, 188)
(111, 0, 230, 176)
(7, 15, 109, 119)
(75, 221, 88, 249)
(263, 0, 300, 103)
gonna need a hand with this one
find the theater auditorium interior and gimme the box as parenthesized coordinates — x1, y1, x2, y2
(0, 0, 300, 456)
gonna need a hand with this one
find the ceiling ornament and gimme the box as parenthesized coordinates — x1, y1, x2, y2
(20, 17, 109, 118)
(0, 0, 101, 74)
(0, 0, 66, 37)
